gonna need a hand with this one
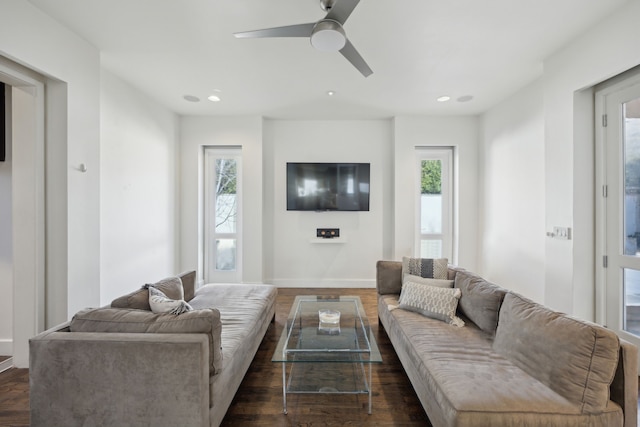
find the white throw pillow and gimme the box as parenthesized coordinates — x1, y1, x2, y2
(397, 280, 464, 327)
(148, 285, 193, 315)
(402, 274, 453, 289)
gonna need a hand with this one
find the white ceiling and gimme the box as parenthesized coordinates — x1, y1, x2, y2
(28, 0, 629, 119)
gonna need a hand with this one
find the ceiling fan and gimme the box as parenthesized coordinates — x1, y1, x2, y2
(234, 0, 372, 77)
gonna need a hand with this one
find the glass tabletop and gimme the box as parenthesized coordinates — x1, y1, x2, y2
(272, 295, 382, 363)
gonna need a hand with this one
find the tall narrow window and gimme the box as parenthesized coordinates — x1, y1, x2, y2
(416, 148, 454, 261)
(204, 147, 242, 283)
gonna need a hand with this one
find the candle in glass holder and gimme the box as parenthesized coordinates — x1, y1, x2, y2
(318, 309, 341, 335)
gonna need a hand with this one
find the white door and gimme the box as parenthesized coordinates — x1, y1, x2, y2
(203, 147, 242, 283)
(596, 73, 640, 361)
(415, 147, 454, 261)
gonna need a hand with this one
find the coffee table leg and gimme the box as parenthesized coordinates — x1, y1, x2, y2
(282, 361, 288, 415)
(368, 362, 372, 414)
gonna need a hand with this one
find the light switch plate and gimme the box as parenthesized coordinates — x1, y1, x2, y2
(552, 226, 571, 240)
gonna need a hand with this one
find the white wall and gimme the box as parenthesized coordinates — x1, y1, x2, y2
(180, 117, 479, 288)
(0, 1, 100, 366)
(180, 116, 263, 285)
(479, 79, 545, 302)
(0, 84, 12, 355)
(263, 120, 393, 288)
(393, 116, 479, 270)
(100, 70, 179, 303)
(540, 0, 640, 317)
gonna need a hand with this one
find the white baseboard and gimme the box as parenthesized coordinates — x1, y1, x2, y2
(0, 339, 12, 356)
(268, 279, 376, 288)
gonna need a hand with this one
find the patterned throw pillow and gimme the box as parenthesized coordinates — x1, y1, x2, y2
(397, 280, 464, 327)
(402, 257, 448, 280)
(148, 285, 193, 315)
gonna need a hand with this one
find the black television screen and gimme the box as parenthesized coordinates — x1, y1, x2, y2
(286, 162, 370, 211)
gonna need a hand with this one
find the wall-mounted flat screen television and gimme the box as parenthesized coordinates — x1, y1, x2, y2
(286, 162, 370, 211)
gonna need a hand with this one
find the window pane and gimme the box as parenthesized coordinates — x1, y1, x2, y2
(624, 268, 640, 336)
(421, 194, 442, 234)
(624, 98, 640, 255)
(421, 160, 442, 234)
(215, 239, 236, 271)
(420, 239, 442, 258)
(215, 158, 237, 233)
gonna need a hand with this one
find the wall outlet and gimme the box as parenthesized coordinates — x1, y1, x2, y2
(552, 226, 571, 240)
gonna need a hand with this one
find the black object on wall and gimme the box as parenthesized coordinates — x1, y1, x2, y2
(286, 162, 370, 211)
(0, 83, 5, 162)
(317, 228, 340, 238)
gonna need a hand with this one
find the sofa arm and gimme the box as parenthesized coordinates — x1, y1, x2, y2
(376, 260, 402, 295)
(611, 339, 638, 427)
(29, 327, 210, 427)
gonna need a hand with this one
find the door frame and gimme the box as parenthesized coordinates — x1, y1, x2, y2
(595, 69, 640, 344)
(0, 61, 46, 368)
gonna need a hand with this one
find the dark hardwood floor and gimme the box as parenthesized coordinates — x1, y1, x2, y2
(0, 288, 430, 427)
(0, 367, 29, 427)
(221, 288, 430, 426)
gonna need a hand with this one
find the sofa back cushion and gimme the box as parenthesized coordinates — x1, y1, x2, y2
(376, 260, 403, 295)
(70, 307, 223, 375)
(493, 293, 620, 413)
(454, 270, 507, 334)
(178, 270, 197, 302)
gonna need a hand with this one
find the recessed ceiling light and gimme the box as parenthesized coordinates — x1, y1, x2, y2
(457, 95, 474, 103)
(327, 90, 336, 96)
(207, 94, 221, 102)
(436, 96, 451, 102)
(183, 95, 200, 102)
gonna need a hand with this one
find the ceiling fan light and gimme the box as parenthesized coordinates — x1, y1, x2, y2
(311, 20, 346, 52)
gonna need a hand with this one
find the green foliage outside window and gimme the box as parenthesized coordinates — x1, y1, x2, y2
(421, 160, 441, 194)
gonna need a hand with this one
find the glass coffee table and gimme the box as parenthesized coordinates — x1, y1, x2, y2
(272, 295, 382, 414)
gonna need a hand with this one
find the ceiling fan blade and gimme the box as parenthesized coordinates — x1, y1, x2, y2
(339, 39, 372, 77)
(325, 0, 360, 25)
(234, 23, 315, 39)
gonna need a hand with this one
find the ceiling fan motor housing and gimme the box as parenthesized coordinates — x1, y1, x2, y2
(310, 20, 346, 51)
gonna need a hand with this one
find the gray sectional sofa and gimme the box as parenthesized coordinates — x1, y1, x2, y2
(29, 271, 277, 427)
(377, 260, 638, 427)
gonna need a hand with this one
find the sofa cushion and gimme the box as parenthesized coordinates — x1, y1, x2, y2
(148, 286, 193, 315)
(378, 294, 624, 426)
(493, 293, 620, 414)
(179, 270, 197, 302)
(111, 276, 184, 311)
(398, 281, 464, 326)
(376, 260, 403, 295)
(454, 270, 506, 334)
(70, 307, 223, 375)
(402, 257, 448, 280)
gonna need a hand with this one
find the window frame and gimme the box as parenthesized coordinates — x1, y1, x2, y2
(414, 147, 454, 261)
(203, 146, 243, 283)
